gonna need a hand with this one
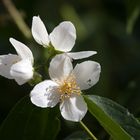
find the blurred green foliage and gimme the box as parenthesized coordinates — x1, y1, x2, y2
(0, 0, 140, 139)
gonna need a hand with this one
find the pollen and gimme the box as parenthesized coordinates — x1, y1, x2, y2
(58, 75, 81, 101)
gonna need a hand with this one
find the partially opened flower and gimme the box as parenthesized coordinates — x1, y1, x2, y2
(0, 38, 34, 85)
(30, 54, 101, 122)
(31, 16, 96, 60)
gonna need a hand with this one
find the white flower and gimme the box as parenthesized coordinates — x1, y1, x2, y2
(0, 38, 34, 85)
(31, 16, 97, 60)
(30, 54, 101, 122)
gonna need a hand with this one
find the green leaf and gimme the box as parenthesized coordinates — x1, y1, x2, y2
(84, 95, 140, 140)
(0, 96, 60, 140)
(64, 131, 90, 140)
(125, 0, 140, 34)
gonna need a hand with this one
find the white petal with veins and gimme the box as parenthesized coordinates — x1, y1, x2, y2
(60, 95, 87, 122)
(49, 54, 73, 81)
(73, 61, 101, 90)
(30, 80, 60, 108)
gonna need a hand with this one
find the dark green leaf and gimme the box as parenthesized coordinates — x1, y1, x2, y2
(84, 95, 140, 140)
(64, 131, 90, 140)
(0, 96, 60, 140)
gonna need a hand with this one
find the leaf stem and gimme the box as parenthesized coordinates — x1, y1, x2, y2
(2, 0, 32, 39)
(79, 121, 98, 140)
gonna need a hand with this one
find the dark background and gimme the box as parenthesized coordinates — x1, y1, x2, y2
(0, 0, 140, 139)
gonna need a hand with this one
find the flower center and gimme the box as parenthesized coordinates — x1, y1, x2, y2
(58, 75, 81, 101)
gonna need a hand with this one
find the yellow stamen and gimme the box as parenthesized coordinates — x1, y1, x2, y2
(58, 75, 81, 101)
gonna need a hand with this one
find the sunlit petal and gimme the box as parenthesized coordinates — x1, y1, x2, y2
(32, 16, 50, 46)
(10, 59, 33, 85)
(67, 51, 97, 60)
(50, 21, 76, 52)
(0, 54, 20, 79)
(9, 38, 33, 63)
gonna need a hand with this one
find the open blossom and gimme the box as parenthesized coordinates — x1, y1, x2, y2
(30, 54, 101, 122)
(0, 38, 34, 85)
(31, 16, 97, 60)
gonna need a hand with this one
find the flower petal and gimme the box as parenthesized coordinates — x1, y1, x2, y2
(10, 59, 33, 85)
(49, 54, 73, 81)
(31, 16, 50, 46)
(73, 61, 101, 90)
(9, 38, 34, 63)
(0, 54, 20, 79)
(67, 51, 97, 60)
(30, 80, 60, 108)
(60, 95, 87, 122)
(49, 21, 76, 52)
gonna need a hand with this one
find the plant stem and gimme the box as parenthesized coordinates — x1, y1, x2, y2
(2, 0, 32, 39)
(79, 121, 98, 140)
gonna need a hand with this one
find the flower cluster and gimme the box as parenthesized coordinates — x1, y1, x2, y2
(0, 16, 101, 122)
(0, 38, 34, 85)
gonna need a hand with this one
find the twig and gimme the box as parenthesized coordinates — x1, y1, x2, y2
(2, 0, 32, 39)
